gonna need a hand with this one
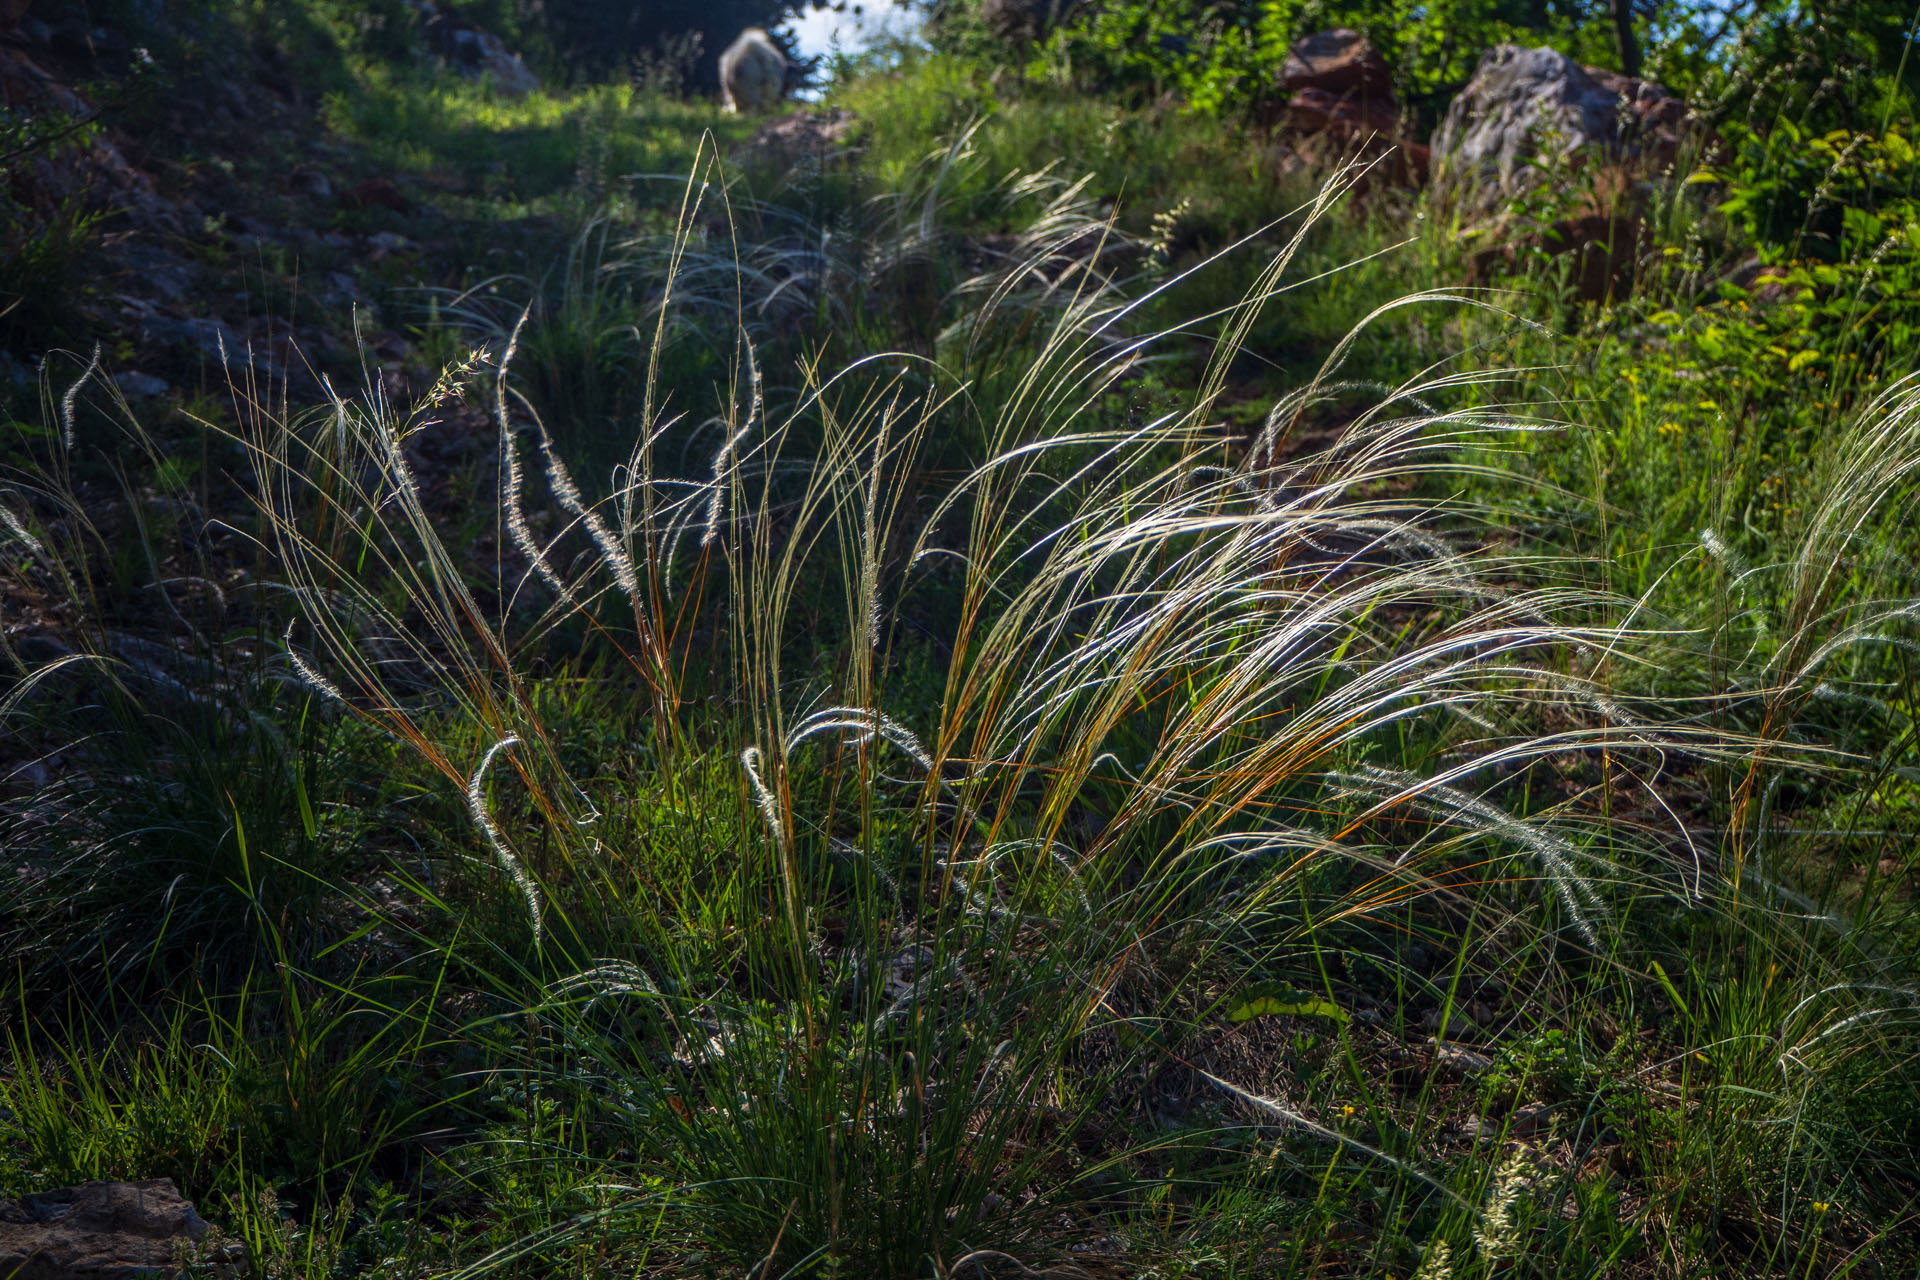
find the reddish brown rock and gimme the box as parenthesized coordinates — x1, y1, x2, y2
(1279, 28, 1391, 99)
(1541, 212, 1648, 303)
(1399, 140, 1432, 184)
(1287, 86, 1398, 141)
(0, 1180, 237, 1280)
(1587, 66, 1693, 173)
(1467, 242, 1510, 288)
(1271, 29, 1422, 189)
(1468, 213, 1649, 303)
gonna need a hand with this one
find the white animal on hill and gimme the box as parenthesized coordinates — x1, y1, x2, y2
(719, 27, 788, 114)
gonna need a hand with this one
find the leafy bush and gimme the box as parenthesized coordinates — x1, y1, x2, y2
(965, 0, 1633, 121)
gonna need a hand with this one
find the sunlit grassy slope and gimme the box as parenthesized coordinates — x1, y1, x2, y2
(1, 41, 1917, 1280)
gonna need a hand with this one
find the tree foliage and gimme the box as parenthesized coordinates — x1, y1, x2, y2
(516, 0, 819, 89)
(934, 0, 1642, 121)
(934, 0, 1920, 134)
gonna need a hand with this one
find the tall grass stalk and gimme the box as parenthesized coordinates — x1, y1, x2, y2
(223, 153, 1790, 1275)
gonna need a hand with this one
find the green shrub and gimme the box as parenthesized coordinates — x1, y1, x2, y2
(968, 0, 1631, 122)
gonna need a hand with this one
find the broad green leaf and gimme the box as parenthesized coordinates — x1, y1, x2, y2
(1227, 988, 1348, 1023)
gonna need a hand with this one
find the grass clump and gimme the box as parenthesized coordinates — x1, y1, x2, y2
(2, 26, 1919, 1280)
